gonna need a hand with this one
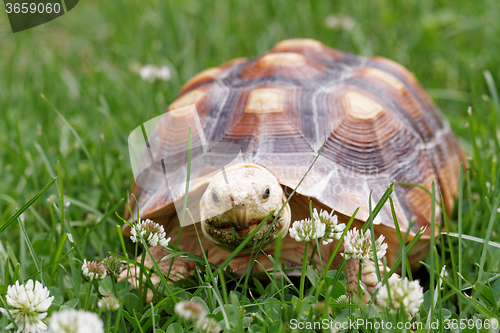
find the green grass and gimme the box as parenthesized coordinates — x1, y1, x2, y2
(1, 0, 500, 331)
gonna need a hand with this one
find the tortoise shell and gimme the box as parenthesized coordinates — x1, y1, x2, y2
(128, 38, 465, 245)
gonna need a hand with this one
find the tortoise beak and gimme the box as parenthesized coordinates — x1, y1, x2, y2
(233, 207, 247, 229)
(228, 191, 250, 230)
(233, 208, 263, 233)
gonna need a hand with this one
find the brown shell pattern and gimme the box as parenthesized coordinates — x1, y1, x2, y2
(130, 39, 465, 237)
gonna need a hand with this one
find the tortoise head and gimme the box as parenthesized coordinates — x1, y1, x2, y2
(200, 163, 291, 252)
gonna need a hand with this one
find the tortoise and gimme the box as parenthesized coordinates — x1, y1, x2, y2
(121, 38, 465, 299)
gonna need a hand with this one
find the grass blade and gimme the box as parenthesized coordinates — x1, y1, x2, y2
(0, 178, 57, 236)
(41, 95, 112, 200)
(477, 194, 500, 283)
(458, 163, 464, 311)
(18, 217, 45, 285)
(484, 70, 500, 119)
(57, 161, 65, 236)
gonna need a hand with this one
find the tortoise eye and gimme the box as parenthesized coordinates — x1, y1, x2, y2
(212, 192, 220, 205)
(262, 187, 271, 201)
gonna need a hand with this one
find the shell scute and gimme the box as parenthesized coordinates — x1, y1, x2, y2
(131, 39, 465, 239)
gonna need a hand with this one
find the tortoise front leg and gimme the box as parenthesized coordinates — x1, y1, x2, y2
(119, 245, 193, 285)
(118, 245, 194, 302)
(345, 259, 400, 303)
(118, 223, 210, 301)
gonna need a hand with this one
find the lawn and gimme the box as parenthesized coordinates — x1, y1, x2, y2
(1, 0, 500, 332)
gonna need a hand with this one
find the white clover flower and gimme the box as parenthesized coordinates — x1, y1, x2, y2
(336, 295, 349, 305)
(324, 14, 356, 31)
(313, 208, 346, 245)
(130, 218, 171, 248)
(81, 259, 107, 281)
(97, 296, 120, 312)
(49, 309, 104, 333)
(0, 279, 54, 333)
(174, 300, 207, 321)
(102, 256, 125, 276)
(139, 65, 171, 83)
(289, 218, 326, 242)
(376, 277, 424, 315)
(197, 316, 221, 333)
(46, 194, 57, 205)
(341, 227, 388, 266)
